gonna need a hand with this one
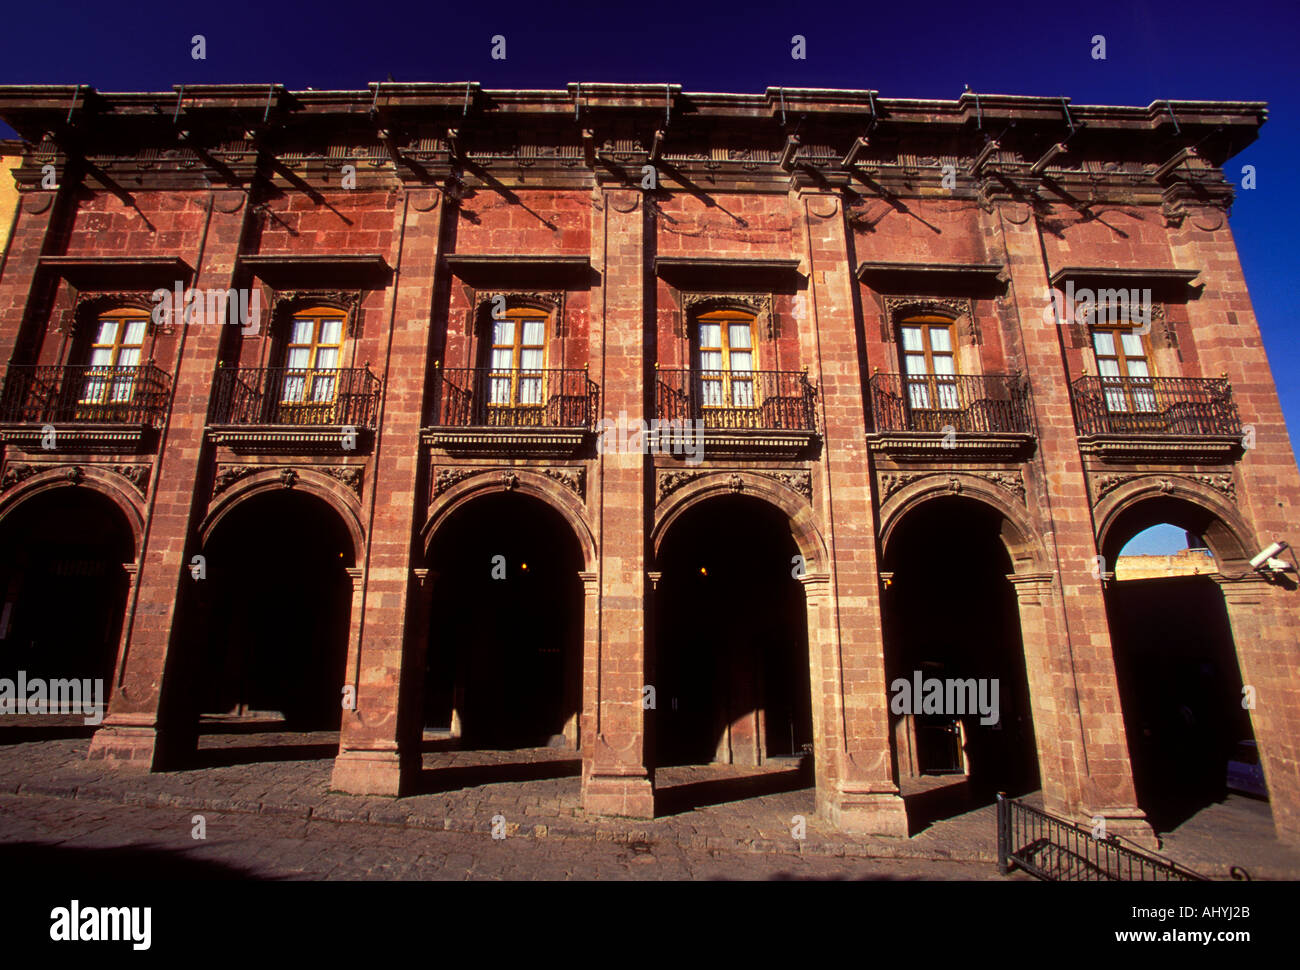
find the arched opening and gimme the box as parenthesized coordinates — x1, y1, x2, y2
(1102, 499, 1265, 832)
(188, 489, 355, 763)
(882, 496, 1040, 825)
(424, 492, 584, 754)
(652, 494, 814, 809)
(0, 486, 134, 730)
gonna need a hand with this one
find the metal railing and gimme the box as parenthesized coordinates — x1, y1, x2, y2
(868, 372, 1033, 434)
(996, 793, 1207, 881)
(211, 366, 382, 427)
(0, 363, 172, 426)
(429, 366, 599, 429)
(1070, 375, 1241, 436)
(655, 368, 816, 432)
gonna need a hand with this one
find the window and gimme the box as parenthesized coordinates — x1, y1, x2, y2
(487, 307, 547, 408)
(1092, 323, 1156, 413)
(281, 308, 345, 406)
(696, 310, 756, 409)
(898, 315, 958, 411)
(81, 310, 147, 407)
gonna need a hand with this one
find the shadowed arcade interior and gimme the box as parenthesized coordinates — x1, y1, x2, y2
(883, 497, 1040, 816)
(1104, 504, 1264, 833)
(652, 495, 813, 771)
(192, 490, 354, 733)
(424, 492, 583, 751)
(0, 487, 133, 697)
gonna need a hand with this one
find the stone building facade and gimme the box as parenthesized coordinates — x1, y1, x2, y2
(0, 83, 1296, 846)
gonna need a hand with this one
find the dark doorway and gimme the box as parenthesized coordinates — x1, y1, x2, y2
(883, 497, 1040, 800)
(424, 492, 583, 750)
(0, 487, 134, 701)
(652, 496, 813, 768)
(1108, 569, 1258, 830)
(194, 490, 354, 729)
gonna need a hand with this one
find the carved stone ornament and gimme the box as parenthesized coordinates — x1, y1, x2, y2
(879, 472, 923, 501)
(882, 296, 977, 345)
(979, 471, 1026, 503)
(766, 470, 813, 501)
(657, 469, 706, 501)
(279, 468, 299, 488)
(474, 290, 566, 336)
(0, 462, 39, 491)
(270, 289, 363, 338)
(326, 466, 364, 496)
(111, 464, 151, 495)
(433, 467, 475, 496)
(1091, 472, 1234, 507)
(677, 292, 775, 339)
(214, 464, 259, 495)
(68, 291, 157, 336)
(500, 471, 520, 491)
(543, 466, 585, 498)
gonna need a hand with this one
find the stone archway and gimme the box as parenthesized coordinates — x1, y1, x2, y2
(1095, 479, 1279, 834)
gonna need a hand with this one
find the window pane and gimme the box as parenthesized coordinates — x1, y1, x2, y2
(937, 382, 959, 410)
(701, 379, 723, 406)
(312, 375, 337, 402)
(932, 355, 955, 376)
(1133, 388, 1157, 412)
(287, 348, 311, 369)
(1120, 332, 1144, 357)
(699, 323, 721, 348)
(520, 349, 543, 371)
(700, 351, 723, 371)
(1092, 331, 1115, 356)
(729, 351, 753, 374)
(520, 377, 543, 404)
(116, 348, 141, 367)
(315, 348, 339, 370)
(493, 320, 515, 346)
(1097, 359, 1121, 377)
(1126, 359, 1150, 379)
(491, 349, 514, 370)
(318, 318, 343, 345)
(489, 377, 511, 404)
(290, 319, 314, 344)
(929, 328, 952, 352)
(122, 319, 147, 346)
(904, 354, 929, 376)
(732, 379, 754, 407)
(728, 323, 751, 349)
(1104, 388, 1128, 412)
(522, 320, 545, 346)
(907, 383, 931, 409)
(282, 375, 306, 402)
(90, 348, 114, 366)
(96, 319, 118, 344)
(900, 327, 923, 352)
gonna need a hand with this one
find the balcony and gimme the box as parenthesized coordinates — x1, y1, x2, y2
(654, 368, 818, 459)
(0, 363, 172, 451)
(1070, 375, 1244, 463)
(422, 366, 599, 457)
(867, 372, 1035, 461)
(209, 366, 382, 453)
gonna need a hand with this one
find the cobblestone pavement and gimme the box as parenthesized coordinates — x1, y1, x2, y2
(0, 791, 1019, 880)
(1, 718, 1295, 880)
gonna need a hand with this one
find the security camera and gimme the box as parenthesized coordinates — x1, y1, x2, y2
(1250, 540, 1292, 572)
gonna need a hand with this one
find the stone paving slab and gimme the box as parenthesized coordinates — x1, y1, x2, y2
(0, 720, 1296, 879)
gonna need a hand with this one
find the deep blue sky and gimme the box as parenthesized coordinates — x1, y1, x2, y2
(2, 0, 1295, 553)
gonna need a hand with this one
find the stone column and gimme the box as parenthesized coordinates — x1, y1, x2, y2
(1212, 573, 1300, 844)
(582, 184, 654, 818)
(331, 185, 444, 796)
(793, 187, 907, 836)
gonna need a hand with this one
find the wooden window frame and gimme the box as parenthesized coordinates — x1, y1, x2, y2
(897, 314, 959, 413)
(694, 309, 758, 410)
(1090, 319, 1157, 414)
(485, 306, 549, 410)
(279, 306, 347, 407)
(79, 308, 149, 410)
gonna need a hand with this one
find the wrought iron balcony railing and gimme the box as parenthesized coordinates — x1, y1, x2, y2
(211, 366, 382, 427)
(868, 372, 1034, 435)
(655, 368, 817, 432)
(0, 363, 173, 426)
(1070, 375, 1241, 437)
(429, 366, 599, 429)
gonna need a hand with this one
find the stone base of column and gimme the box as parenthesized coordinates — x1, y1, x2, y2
(828, 787, 910, 837)
(330, 746, 402, 796)
(87, 717, 160, 771)
(582, 768, 655, 818)
(1082, 805, 1160, 852)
